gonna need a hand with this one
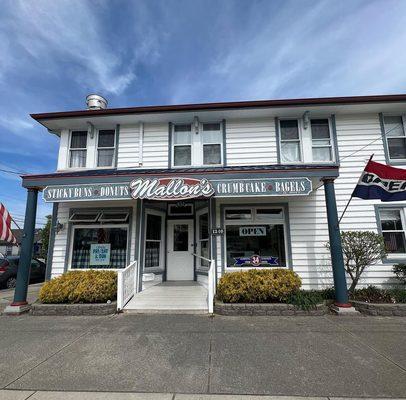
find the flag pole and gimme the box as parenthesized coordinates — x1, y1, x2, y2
(338, 154, 374, 224)
(10, 216, 22, 230)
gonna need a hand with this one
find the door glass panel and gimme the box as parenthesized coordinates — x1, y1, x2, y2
(173, 224, 188, 251)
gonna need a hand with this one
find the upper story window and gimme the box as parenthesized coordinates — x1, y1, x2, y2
(279, 118, 334, 164)
(69, 131, 87, 168)
(383, 116, 406, 161)
(97, 130, 115, 167)
(280, 120, 301, 163)
(311, 119, 333, 162)
(172, 122, 223, 167)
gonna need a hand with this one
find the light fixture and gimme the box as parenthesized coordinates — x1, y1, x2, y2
(55, 221, 64, 233)
(194, 116, 199, 134)
(303, 111, 310, 129)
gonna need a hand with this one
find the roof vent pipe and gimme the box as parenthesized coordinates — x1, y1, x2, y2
(86, 94, 108, 110)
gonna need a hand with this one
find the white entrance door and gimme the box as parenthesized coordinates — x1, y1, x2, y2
(167, 219, 194, 280)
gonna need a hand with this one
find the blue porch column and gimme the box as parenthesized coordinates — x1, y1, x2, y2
(322, 178, 350, 306)
(12, 189, 38, 306)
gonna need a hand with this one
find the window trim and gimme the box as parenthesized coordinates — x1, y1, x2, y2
(68, 130, 88, 169)
(196, 207, 209, 270)
(310, 118, 334, 163)
(278, 117, 336, 164)
(380, 113, 406, 165)
(144, 209, 165, 270)
(69, 212, 101, 223)
(68, 223, 129, 271)
(375, 204, 406, 263)
(171, 121, 224, 168)
(278, 118, 303, 163)
(168, 203, 194, 216)
(222, 205, 290, 270)
(96, 129, 116, 168)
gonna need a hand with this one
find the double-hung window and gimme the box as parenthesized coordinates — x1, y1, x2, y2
(173, 124, 192, 167)
(144, 211, 164, 269)
(202, 123, 222, 165)
(279, 120, 301, 163)
(383, 116, 406, 161)
(97, 130, 115, 167)
(279, 117, 335, 163)
(378, 208, 406, 254)
(69, 131, 87, 168)
(172, 122, 222, 167)
(311, 119, 333, 162)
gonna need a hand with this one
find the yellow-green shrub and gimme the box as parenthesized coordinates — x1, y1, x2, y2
(39, 270, 117, 304)
(217, 269, 301, 303)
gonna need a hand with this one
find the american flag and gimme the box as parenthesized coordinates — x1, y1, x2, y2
(0, 203, 17, 244)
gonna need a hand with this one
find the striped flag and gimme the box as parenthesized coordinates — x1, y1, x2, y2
(353, 159, 406, 201)
(0, 203, 17, 244)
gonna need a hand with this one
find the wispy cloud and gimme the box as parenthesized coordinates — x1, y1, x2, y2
(0, 0, 162, 96)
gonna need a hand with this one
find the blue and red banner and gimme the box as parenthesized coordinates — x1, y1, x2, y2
(353, 159, 406, 202)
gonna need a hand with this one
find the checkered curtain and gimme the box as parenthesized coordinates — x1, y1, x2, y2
(72, 249, 126, 269)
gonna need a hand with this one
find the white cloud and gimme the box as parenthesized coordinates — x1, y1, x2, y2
(0, 0, 161, 96)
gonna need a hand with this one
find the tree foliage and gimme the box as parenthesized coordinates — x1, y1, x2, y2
(40, 215, 52, 260)
(327, 231, 386, 292)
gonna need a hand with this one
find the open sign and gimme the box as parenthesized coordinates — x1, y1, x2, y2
(239, 226, 266, 236)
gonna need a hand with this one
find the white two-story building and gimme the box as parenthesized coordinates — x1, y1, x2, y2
(18, 94, 406, 312)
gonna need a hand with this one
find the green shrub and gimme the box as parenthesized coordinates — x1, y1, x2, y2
(216, 269, 301, 303)
(287, 290, 325, 310)
(393, 264, 406, 285)
(349, 285, 406, 303)
(39, 270, 117, 304)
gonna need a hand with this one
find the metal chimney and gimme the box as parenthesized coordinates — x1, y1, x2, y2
(86, 94, 108, 110)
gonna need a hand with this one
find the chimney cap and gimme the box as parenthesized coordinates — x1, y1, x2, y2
(86, 94, 108, 110)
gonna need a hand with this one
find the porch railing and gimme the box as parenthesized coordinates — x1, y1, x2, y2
(192, 253, 216, 313)
(117, 260, 138, 311)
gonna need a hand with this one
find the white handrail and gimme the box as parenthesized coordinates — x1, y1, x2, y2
(207, 259, 216, 313)
(191, 253, 216, 313)
(117, 260, 138, 311)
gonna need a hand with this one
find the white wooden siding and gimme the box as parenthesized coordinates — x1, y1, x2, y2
(142, 123, 169, 168)
(215, 115, 404, 289)
(117, 125, 139, 168)
(226, 118, 277, 165)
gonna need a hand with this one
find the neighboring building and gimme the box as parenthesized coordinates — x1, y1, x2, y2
(0, 229, 42, 258)
(20, 94, 406, 311)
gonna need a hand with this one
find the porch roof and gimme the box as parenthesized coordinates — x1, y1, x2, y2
(22, 164, 339, 189)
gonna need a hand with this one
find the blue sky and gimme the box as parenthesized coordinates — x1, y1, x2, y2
(1, 0, 406, 227)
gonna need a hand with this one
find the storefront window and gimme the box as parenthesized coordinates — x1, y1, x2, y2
(145, 213, 163, 268)
(198, 211, 209, 267)
(71, 226, 128, 269)
(225, 207, 287, 268)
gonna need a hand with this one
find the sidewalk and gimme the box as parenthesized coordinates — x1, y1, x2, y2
(1, 314, 405, 397)
(1, 391, 406, 400)
(0, 283, 43, 314)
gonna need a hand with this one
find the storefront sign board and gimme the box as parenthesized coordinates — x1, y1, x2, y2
(43, 177, 312, 202)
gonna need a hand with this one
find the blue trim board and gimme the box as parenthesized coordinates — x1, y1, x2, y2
(168, 122, 172, 168)
(379, 113, 391, 165)
(275, 117, 281, 164)
(114, 124, 120, 168)
(45, 202, 58, 280)
(330, 114, 340, 164)
(222, 119, 227, 166)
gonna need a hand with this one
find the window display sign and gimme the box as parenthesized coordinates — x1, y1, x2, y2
(239, 226, 266, 236)
(89, 243, 111, 266)
(234, 255, 279, 266)
(43, 177, 312, 202)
